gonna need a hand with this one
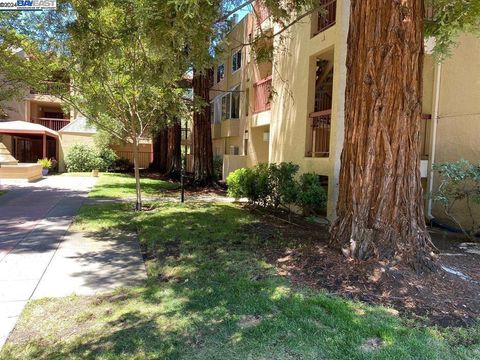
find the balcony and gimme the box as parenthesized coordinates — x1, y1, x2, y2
(211, 123, 222, 139)
(306, 110, 331, 158)
(253, 76, 272, 113)
(32, 117, 70, 131)
(253, 1, 270, 25)
(221, 119, 240, 138)
(315, 0, 336, 35)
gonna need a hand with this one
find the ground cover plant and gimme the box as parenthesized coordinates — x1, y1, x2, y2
(1, 174, 479, 359)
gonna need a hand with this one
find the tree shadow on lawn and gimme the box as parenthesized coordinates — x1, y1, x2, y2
(3, 203, 477, 360)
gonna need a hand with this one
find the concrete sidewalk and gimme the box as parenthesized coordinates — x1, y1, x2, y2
(0, 176, 146, 349)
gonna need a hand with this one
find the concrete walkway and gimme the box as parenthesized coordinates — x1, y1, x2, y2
(0, 176, 146, 348)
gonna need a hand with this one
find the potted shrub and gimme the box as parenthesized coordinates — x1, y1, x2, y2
(37, 158, 52, 176)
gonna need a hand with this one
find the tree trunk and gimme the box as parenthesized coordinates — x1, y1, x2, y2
(192, 70, 214, 185)
(152, 127, 168, 173)
(330, 0, 436, 271)
(132, 139, 142, 211)
(165, 121, 182, 179)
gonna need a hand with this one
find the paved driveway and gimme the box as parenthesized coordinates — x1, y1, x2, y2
(0, 176, 146, 348)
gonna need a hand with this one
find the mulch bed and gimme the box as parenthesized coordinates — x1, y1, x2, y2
(246, 211, 480, 327)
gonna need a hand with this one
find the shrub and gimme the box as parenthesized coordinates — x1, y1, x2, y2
(112, 158, 134, 173)
(64, 144, 102, 172)
(213, 155, 223, 180)
(432, 159, 480, 239)
(296, 173, 327, 215)
(227, 167, 250, 199)
(269, 162, 299, 208)
(97, 147, 118, 172)
(37, 158, 52, 170)
(227, 163, 327, 216)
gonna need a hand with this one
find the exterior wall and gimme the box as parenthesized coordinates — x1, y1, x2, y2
(430, 33, 480, 228)
(269, 1, 349, 219)
(210, 13, 273, 180)
(0, 135, 13, 154)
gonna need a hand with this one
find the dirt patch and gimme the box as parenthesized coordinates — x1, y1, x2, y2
(246, 212, 480, 327)
(360, 337, 384, 352)
(238, 315, 263, 329)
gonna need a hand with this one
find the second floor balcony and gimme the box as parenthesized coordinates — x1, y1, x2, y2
(31, 117, 70, 132)
(253, 76, 272, 113)
(314, 0, 337, 35)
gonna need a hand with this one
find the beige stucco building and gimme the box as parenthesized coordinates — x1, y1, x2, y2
(210, 1, 480, 227)
(0, 65, 152, 174)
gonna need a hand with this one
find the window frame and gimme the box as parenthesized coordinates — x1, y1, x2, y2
(216, 64, 225, 83)
(231, 50, 242, 73)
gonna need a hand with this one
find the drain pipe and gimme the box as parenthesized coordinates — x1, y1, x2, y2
(426, 61, 442, 219)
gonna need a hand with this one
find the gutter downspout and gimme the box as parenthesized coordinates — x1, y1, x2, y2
(426, 61, 442, 219)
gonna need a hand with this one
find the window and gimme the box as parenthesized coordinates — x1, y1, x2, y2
(232, 50, 242, 72)
(231, 85, 240, 119)
(217, 64, 225, 83)
(221, 93, 231, 121)
(211, 86, 241, 122)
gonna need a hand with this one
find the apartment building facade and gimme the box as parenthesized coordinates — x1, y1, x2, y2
(210, 1, 480, 227)
(0, 51, 152, 174)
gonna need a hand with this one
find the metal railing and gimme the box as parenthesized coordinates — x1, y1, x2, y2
(32, 117, 70, 131)
(307, 110, 331, 158)
(420, 113, 432, 159)
(316, 0, 336, 34)
(253, 1, 270, 25)
(253, 76, 272, 113)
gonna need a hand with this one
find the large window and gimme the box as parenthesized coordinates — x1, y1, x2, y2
(221, 93, 231, 121)
(231, 85, 240, 119)
(232, 50, 242, 72)
(211, 85, 241, 122)
(217, 64, 225, 83)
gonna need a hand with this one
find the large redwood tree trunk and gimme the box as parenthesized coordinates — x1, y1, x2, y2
(192, 70, 214, 185)
(165, 121, 182, 179)
(330, 0, 435, 271)
(152, 127, 168, 173)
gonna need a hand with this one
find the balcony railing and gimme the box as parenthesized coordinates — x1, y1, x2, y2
(253, 1, 270, 25)
(253, 76, 272, 113)
(420, 113, 432, 159)
(316, 0, 336, 34)
(307, 110, 331, 158)
(32, 117, 70, 131)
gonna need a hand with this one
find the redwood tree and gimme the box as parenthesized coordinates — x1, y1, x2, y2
(166, 121, 182, 179)
(192, 71, 215, 185)
(152, 127, 168, 173)
(330, 0, 435, 271)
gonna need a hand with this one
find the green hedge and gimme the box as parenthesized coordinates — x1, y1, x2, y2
(65, 144, 117, 172)
(227, 162, 326, 215)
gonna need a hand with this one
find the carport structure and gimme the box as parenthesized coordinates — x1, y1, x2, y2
(0, 121, 59, 162)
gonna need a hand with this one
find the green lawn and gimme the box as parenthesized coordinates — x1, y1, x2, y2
(88, 173, 179, 199)
(0, 190, 6, 197)
(2, 198, 479, 359)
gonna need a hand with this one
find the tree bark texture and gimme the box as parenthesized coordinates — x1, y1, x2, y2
(330, 0, 435, 271)
(192, 71, 214, 185)
(152, 127, 168, 173)
(166, 121, 182, 179)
